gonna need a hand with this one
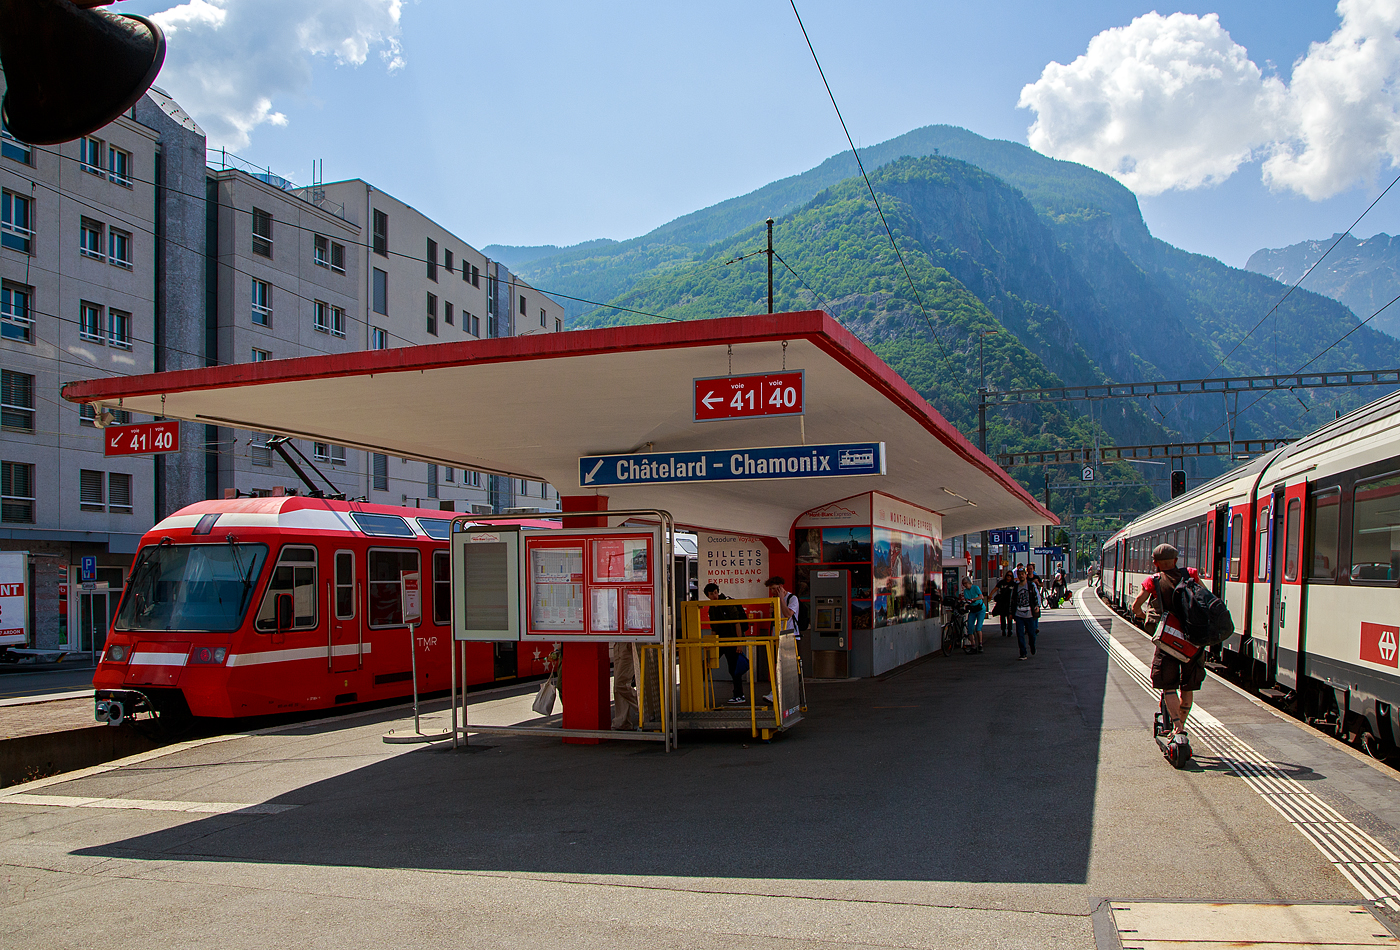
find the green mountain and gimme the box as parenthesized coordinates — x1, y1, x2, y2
(1246, 233, 1400, 340)
(504, 128, 1400, 523)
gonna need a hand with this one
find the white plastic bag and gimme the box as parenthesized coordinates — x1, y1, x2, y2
(532, 673, 557, 716)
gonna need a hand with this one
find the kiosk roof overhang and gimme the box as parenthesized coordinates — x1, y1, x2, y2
(63, 311, 1056, 542)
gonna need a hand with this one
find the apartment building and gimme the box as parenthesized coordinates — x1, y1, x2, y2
(0, 85, 176, 653)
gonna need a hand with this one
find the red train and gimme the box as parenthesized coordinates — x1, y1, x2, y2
(94, 497, 555, 724)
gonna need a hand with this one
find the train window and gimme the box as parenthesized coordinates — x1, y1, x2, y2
(368, 548, 420, 627)
(350, 512, 415, 538)
(1256, 520, 1269, 581)
(255, 546, 317, 632)
(1185, 526, 1197, 570)
(1350, 472, 1400, 583)
(1284, 498, 1300, 581)
(1229, 514, 1243, 579)
(1203, 521, 1214, 579)
(417, 517, 451, 540)
(115, 542, 269, 632)
(335, 550, 355, 619)
(1309, 489, 1340, 581)
(433, 550, 450, 624)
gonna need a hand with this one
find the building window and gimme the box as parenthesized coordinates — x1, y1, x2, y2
(251, 207, 273, 257)
(1, 369, 34, 431)
(471, 313, 480, 336)
(372, 268, 387, 315)
(471, 264, 480, 287)
(428, 464, 438, 498)
(444, 249, 454, 274)
(107, 308, 131, 349)
(467, 470, 481, 487)
(108, 472, 132, 513)
(313, 234, 346, 273)
(80, 403, 128, 427)
(251, 347, 271, 362)
(251, 278, 271, 326)
(426, 293, 437, 336)
(314, 300, 331, 335)
(1, 461, 34, 523)
(519, 295, 526, 316)
(445, 301, 454, 326)
(108, 146, 132, 186)
(314, 442, 346, 466)
(426, 238, 438, 281)
(80, 218, 104, 259)
(444, 467, 454, 483)
(555, 318, 562, 333)
(371, 327, 387, 350)
(1, 282, 32, 343)
(251, 433, 273, 467)
(80, 301, 104, 343)
(372, 209, 388, 256)
(80, 137, 104, 176)
(540, 307, 547, 328)
(2, 191, 32, 253)
(80, 469, 105, 510)
(108, 228, 132, 268)
(1, 123, 31, 165)
(372, 452, 388, 491)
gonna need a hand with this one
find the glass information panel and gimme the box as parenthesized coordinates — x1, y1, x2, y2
(593, 537, 650, 584)
(530, 545, 583, 630)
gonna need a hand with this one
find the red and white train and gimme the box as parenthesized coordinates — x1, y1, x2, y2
(94, 497, 556, 724)
(1101, 389, 1400, 758)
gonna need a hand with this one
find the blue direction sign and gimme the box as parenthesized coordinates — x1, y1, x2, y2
(1033, 546, 1064, 559)
(1008, 541, 1030, 553)
(988, 529, 1020, 545)
(580, 442, 886, 487)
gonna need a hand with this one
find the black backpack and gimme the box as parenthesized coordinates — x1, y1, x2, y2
(797, 598, 811, 633)
(1160, 575, 1234, 646)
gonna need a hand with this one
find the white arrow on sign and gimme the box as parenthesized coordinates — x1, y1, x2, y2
(583, 458, 604, 484)
(701, 391, 723, 409)
(109, 432, 122, 448)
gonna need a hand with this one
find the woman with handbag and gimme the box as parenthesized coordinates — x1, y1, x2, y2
(1013, 566, 1042, 660)
(992, 570, 1016, 637)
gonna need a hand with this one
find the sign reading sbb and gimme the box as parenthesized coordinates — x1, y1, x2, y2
(694, 372, 804, 422)
(1361, 621, 1400, 668)
(581, 442, 885, 487)
(104, 421, 179, 457)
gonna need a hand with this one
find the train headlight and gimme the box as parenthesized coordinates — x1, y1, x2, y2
(190, 646, 228, 665)
(104, 644, 127, 663)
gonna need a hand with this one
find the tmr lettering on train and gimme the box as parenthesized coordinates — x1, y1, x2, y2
(1361, 622, 1400, 668)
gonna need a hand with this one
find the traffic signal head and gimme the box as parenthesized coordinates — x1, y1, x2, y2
(1171, 470, 1187, 498)
(0, 0, 166, 145)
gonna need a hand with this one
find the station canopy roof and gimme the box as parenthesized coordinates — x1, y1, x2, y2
(63, 311, 1056, 543)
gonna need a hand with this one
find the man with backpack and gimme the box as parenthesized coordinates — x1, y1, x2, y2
(1132, 543, 1207, 742)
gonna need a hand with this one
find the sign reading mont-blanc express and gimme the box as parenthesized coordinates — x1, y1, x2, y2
(694, 372, 804, 422)
(104, 421, 179, 457)
(580, 442, 885, 487)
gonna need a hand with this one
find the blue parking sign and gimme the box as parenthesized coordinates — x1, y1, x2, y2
(81, 556, 96, 582)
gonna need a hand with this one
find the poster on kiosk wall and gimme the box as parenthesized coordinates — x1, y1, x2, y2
(522, 526, 665, 644)
(0, 552, 26, 646)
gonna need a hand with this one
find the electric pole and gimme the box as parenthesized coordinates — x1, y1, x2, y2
(766, 218, 774, 314)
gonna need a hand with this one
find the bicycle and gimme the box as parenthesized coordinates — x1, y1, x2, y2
(942, 600, 967, 656)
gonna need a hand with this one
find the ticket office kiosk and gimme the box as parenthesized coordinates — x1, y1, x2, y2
(808, 569, 850, 678)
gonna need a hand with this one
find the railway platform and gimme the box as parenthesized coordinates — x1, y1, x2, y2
(3, 587, 1399, 949)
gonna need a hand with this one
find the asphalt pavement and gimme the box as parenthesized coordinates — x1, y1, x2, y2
(2, 589, 1397, 949)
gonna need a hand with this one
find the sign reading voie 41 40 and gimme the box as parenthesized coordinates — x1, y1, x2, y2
(694, 372, 804, 422)
(580, 442, 885, 487)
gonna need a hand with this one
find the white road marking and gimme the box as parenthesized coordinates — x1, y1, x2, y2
(3, 793, 297, 815)
(1079, 591, 1400, 912)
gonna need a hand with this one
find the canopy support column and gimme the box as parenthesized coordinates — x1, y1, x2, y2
(561, 495, 611, 744)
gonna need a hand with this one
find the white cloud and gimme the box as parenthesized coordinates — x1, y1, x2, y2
(151, 0, 404, 150)
(1019, 2, 1400, 200)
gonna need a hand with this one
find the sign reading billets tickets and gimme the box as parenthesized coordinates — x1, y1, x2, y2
(580, 442, 886, 487)
(453, 524, 666, 644)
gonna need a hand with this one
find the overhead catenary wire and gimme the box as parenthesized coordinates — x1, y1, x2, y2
(788, 0, 950, 361)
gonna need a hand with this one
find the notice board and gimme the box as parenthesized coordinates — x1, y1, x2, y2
(523, 526, 664, 643)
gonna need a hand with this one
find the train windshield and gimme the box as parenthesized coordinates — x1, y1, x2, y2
(114, 542, 269, 632)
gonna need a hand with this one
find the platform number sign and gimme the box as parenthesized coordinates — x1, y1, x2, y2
(104, 421, 180, 457)
(694, 372, 804, 422)
(1082, 466, 1095, 481)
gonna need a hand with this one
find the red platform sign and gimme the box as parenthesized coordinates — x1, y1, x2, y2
(694, 371, 804, 422)
(104, 422, 180, 456)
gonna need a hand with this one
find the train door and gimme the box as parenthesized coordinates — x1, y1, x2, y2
(1264, 486, 1286, 680)
(1210, 504, 1229, 596)
(329, 549, 362, 673)
(1113, 539, 1124, 605)
(1274, 487, 1305, 689)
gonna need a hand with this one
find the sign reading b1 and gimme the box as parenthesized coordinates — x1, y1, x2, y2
(694, 372, 804, 422)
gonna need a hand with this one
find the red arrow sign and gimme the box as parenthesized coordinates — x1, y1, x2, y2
(104, 422, 180, 457)
(694, 371, 804, 422)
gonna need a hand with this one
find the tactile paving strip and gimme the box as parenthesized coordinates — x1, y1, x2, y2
(1079, 594, 1400, 913)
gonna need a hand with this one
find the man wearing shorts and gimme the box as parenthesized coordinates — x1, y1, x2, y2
(1132, 543, 1204, 739)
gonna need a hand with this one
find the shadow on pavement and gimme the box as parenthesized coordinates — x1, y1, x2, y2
(77, 615, 1108, 883)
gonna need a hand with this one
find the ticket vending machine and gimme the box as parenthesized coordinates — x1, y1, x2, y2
(809, 569, 849, 678)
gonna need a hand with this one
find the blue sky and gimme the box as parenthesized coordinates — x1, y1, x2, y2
(127, 0, 1400, 267)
